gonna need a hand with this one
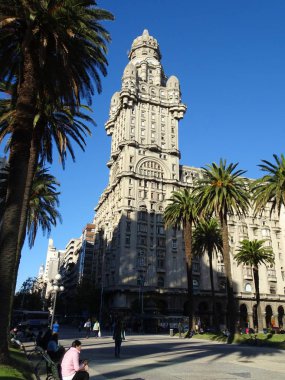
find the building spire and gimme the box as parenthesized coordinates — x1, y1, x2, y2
(128, 29, 161, 62)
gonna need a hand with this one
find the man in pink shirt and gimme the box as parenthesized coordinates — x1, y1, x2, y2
(61, 340, 89, 380)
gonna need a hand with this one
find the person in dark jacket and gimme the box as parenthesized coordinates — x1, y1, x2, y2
(113, 321, 124, 358)
(39, 328, 52, 350)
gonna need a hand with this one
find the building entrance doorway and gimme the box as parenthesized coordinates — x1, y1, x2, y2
(239, 304, 248, 328)
(278, 306, 284, 328)
(265, 305, 273, 328)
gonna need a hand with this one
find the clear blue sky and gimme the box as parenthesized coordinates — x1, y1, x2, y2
(14, 0, 285, 290)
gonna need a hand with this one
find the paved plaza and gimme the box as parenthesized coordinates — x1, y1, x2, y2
(48, 328, 285, 380)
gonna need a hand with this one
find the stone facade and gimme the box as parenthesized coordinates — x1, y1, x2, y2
(92, 30, 285, 330)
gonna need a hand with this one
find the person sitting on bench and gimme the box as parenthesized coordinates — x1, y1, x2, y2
(61, 340, 89, 380)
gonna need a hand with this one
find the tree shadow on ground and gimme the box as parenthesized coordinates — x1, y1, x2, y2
(78, 335, 285, 379)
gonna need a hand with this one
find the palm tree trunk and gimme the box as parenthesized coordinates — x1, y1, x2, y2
(184, 220, 194, 333)
(208, 252, 218, 330)
(0, 42, 37, 363)
(220, 213, 236, 341)
(10, 135, 40, 322)
(253, 267, 262, 331)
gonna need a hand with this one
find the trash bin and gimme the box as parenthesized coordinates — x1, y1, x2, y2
(170, 328, 174, 337)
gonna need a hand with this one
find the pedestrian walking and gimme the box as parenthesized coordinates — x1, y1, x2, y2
(113, 320, 124, 358)
(178, 321, 183, 338)
(93, 320, 100, 338)
(84, 319, 91, 339)
(61, 340, 89, 380)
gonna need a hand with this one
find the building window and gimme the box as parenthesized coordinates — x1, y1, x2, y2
(156, 226, 164, 235)
(126, 222, 131, 232)
(193, 279, 199, 289)
(193, 262, 200, 273)
(138, 223, 147, 233)
(219, 280, 226, 292)
(137, 274, 145, 286)
(138, 211, 147, 221)
(125, 236, 130, 246)
(157, 276, 165, 287)
(270, 286, 276, 295)
(138, 236, 147, 245)
(244, 283, 252, 292)
(172, 239, 177, 250)
(262, 228, 270, 237)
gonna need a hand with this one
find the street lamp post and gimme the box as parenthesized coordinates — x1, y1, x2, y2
(50, 274, 64, 329)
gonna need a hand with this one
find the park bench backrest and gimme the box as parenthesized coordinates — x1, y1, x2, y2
(34, 346, 61, 380)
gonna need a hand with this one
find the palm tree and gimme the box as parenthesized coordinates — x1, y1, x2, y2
(27, 166, 62, 248)
(0, 94, 94, 361)
(0, 163, 61, 248)
(0, 1, 113, 361)
(194, 159, 250, 340)
(164, 189, 197, 333)
(234, 239, 274, 331)
(192, 218, 223, 330)
(252, 154, 285, 217)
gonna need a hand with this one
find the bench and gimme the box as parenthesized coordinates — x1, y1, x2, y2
(34, 346, 61, 380)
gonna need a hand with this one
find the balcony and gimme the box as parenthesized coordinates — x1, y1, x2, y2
(243, 266, 253, 280)
(267, 269, 277, 282)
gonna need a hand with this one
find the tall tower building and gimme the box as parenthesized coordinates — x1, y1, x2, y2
(93, 29, 188, 315)
(93, 30, 285, 330)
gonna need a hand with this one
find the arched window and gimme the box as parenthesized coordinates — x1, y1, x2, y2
(244, 283, 252, 292)
(138, 160, 164, 179)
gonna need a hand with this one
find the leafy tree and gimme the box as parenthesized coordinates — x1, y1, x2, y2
(192, 218, 222, 330)
(234, 239, 274, 330)
(252, 154, 285, 217)
(13, 277, 42, 310)
(164, 189, 197, 332)
(0, 0, 113, 361)
(194, 160, 250, 341)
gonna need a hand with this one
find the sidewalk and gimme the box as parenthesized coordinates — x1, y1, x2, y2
(23, 327, 285, 380)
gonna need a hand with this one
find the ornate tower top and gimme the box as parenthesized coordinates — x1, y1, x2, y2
(128, 29, 162, 62)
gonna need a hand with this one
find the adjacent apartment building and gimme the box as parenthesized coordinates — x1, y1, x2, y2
(91, 30, 285, 330)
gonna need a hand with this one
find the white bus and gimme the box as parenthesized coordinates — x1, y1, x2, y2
(13, 310, 49, 329)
